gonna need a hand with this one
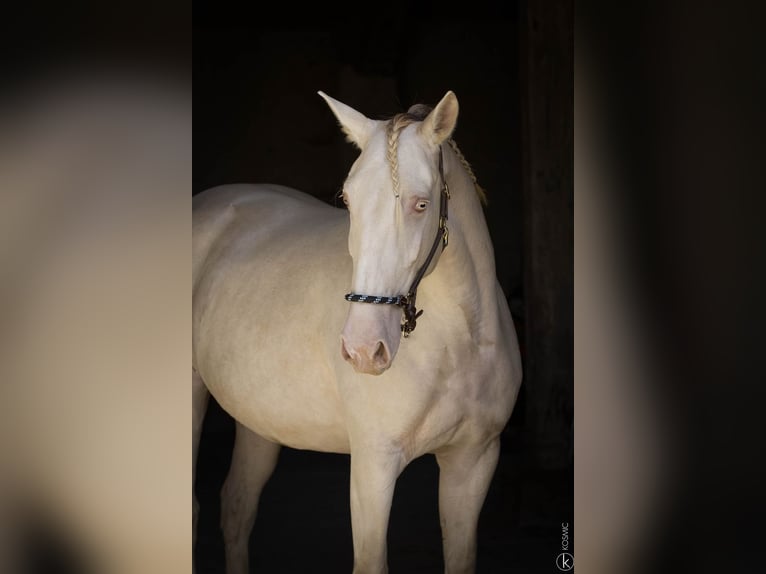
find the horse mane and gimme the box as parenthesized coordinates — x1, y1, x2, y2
(384, 104, 488, 205)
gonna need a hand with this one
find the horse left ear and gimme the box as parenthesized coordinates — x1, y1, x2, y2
(318, 91, 376, 149)
(419, 91, 459, 145)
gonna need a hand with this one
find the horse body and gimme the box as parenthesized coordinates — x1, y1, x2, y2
(193, 92, 522, 574)
(193, 185, 353, 452)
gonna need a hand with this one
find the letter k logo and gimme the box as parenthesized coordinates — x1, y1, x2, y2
(556, 552, 574, 571)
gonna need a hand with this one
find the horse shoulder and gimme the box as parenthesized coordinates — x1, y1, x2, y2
(435, 293, 522, 440)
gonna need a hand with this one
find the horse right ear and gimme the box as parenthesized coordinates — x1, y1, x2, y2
(318, 91, 376, 149)
(419, 91, 459, 146)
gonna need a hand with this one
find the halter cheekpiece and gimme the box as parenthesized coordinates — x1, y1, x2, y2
(344, 146, 450, 337)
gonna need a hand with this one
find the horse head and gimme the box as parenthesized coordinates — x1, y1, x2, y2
(319, 90, 459, 375)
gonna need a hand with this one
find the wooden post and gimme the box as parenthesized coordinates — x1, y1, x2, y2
(519, 0, 574, 469)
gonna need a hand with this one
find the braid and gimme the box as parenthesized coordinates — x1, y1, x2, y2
(385, 120, 404, 198)
(447, 139, 488, 205)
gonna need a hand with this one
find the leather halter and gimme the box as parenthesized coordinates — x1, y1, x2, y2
(344, 146, 450, 337)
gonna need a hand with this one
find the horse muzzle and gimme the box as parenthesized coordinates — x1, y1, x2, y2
(340, 305, 401, 375)
(340, 337, 392, 375)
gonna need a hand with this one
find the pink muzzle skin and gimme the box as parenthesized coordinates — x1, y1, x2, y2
(339, 303, 402, 375)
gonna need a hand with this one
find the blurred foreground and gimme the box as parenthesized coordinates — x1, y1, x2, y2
(0, 68, 191, 573)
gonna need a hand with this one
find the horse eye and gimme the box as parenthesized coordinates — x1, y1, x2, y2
(341, 193, 349, 206)
(415, 200, 429, 212)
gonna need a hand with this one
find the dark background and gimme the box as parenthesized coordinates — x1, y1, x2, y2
(194, 2, 572, 572)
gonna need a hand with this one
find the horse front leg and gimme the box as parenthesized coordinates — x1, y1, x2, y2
(435, 438, 501, 574)
(349, 447, 406, 574)
(221, 423, 281, 574)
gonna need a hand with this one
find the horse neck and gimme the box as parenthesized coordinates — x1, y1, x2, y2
(425, 145, 502, 336)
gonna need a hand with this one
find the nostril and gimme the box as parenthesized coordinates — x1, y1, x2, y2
(373, 341, 390, 365)
(341, 339, 352, 362)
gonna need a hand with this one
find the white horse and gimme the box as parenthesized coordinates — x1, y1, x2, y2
(193, 90, 522, 574)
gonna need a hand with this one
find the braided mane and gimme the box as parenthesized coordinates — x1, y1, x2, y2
(384, 105, 488, 205)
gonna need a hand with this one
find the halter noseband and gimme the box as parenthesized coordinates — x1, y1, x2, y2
(344, 146, 450, 337)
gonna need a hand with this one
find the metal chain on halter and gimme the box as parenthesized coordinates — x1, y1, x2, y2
(344, 146, 450, 338)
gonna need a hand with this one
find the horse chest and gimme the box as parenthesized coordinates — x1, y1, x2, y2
(336, 339, 513, 458)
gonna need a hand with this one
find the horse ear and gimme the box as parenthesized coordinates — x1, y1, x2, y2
(419, 91, 459, 145)
(318, 91, 376, 149)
